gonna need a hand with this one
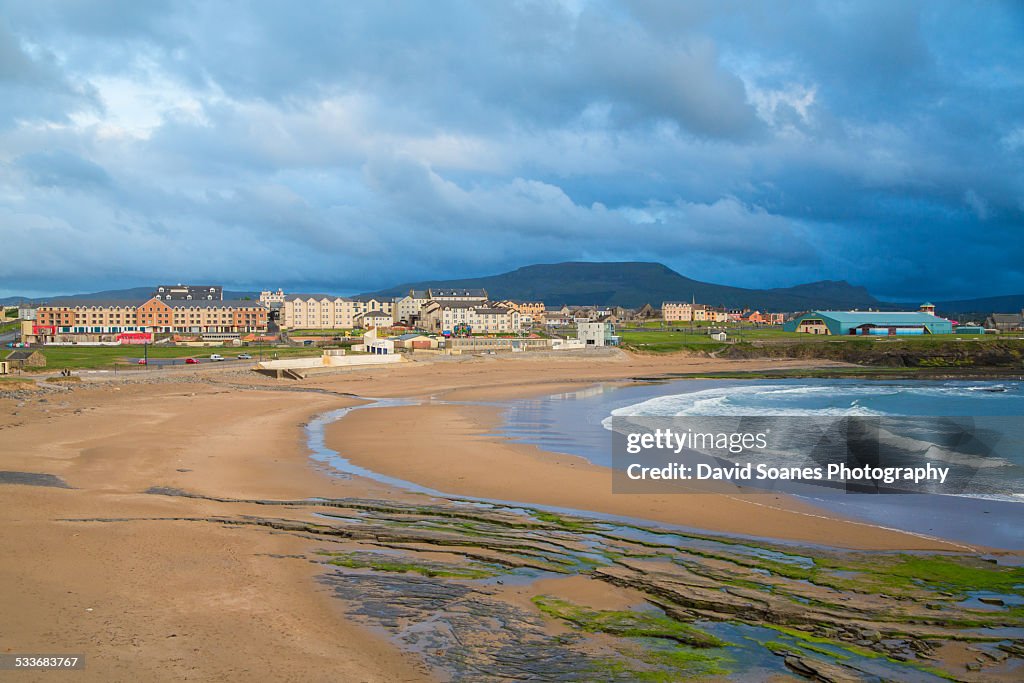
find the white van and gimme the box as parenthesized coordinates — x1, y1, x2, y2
(209, 354, 224, 361)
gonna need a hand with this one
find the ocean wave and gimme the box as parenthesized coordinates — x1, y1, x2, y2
(872, 425, 1011, 468)
(606, 383, 887, 420)
(607, 381, 1021, 422)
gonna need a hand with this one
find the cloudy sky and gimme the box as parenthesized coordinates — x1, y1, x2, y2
(1, 1, 1021, 300)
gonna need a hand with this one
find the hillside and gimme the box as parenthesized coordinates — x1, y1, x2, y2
(3, 262, 1020, 313)
(359, 262, 882, 310)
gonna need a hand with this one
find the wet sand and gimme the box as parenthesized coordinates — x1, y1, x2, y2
(325, 401, 971, 551)
(0, 381, 430, 682)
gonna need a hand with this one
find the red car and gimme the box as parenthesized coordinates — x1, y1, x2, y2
(184, 357, 199, 364)
(137, 359, 147, 365)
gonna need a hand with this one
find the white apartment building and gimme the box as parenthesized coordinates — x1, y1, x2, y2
(420, 301, 521, 334)
(355, 310, 395, 329)
(663, 302, 694, 322)
(260, 289, 286, 305)
(394, 290, 431, 325)
(282, 295, 395, 329)
(662, 302, 730, 323)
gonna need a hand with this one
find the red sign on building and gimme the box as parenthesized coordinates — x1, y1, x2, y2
(116, 332, 153, 344)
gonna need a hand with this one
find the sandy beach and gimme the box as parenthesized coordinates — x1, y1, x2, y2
(324, 401, 971, 551)
(1, 351, 1020, 681)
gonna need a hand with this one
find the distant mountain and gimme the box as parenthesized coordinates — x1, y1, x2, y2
(5, 264, 1020, 313)
(0, 287, 259, 305)
(358, 261, 884, 311)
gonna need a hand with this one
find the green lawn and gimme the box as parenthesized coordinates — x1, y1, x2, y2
(33, 345, 321, 370)
(617, 320, 667, 329)
(726, 328, 808, 339)
(0, 319, 21, 333)
(618, 330, 728, 353)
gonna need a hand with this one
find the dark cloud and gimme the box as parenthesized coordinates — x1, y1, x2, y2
(16, 149, 111, 189)
(0, 1, 1021, 300)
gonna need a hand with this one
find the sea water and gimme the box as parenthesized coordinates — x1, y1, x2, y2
(497, 379, 1024, 549)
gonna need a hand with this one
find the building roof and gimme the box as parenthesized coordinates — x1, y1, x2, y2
(988, 313, 1024, 323)
(359, 310, 390, 317)
(428, 288, 487, 298)
(436, 300, 484, 309)
(284, 294, 353, 302)
(40, 300, 141, 309)
(42, 298, 263, 309)
(6, 350, 39, 360)
(807, 311, 950, 325)
(395, 333, 431, 340)
(162, 299, 263, 309)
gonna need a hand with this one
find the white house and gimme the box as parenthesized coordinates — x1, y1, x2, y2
(577, 321, 616, 347)
(355, 310, 394, 329)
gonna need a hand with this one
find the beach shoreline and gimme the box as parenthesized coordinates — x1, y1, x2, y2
(322, 393, 978, 552)
(2, 352, 1021, 681)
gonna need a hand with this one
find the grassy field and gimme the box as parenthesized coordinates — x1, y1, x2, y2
(618, 327, 1015, 355)
(616, 320, 667, 329)
(0, 319, 21, 333)
(617, 330, 728, 353)
(726, 328, 808, 339)
(31, 345, 321, 371)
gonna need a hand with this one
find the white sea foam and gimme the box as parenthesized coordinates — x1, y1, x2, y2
(605, 383, 887, 421)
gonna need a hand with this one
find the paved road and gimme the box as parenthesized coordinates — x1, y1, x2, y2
(130, 357, 257, 367)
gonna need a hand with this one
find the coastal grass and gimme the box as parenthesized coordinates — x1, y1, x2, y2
(35, 344, 321, 370)
(618, 330, 728, 354)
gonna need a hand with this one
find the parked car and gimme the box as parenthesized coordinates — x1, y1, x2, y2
(237, 353, 252, 360)
(209, 354, 224, 361)
(137, 359, 147, 365)
(184, 357, 199, 364)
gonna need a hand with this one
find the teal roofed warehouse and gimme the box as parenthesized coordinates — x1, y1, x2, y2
(784, 303, 954, 336)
